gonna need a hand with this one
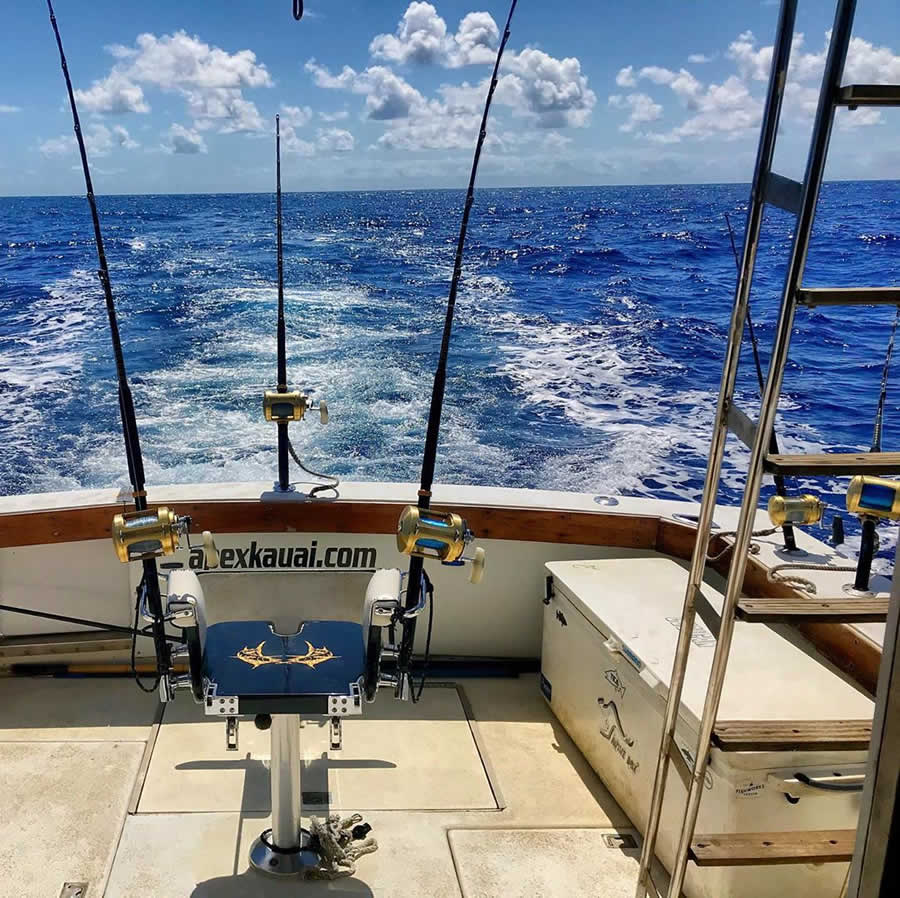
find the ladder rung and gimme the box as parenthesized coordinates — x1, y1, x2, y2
(836, 84, 900, 107)
(764, 172, 802, 214)
(726, 403, 756, 450)
(736, 597, 888, 623)
(712, 719, 871, 752)
(764, 451, 900, 476)
(690, 830, 855, 867)
(797, 287, 900, 308)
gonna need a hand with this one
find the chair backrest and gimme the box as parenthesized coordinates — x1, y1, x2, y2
(167, 569, 208, 645)
(362, 568, 402, 630)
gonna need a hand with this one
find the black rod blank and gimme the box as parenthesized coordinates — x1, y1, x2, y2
(46, 0, 170, 682)
(398, 0, 518, 683)
(275, 115, 290, 490)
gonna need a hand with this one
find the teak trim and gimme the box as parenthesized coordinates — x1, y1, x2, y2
(0, 500, 881, 695)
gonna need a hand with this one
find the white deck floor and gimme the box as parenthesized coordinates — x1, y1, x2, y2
(0, 674, 654, 897)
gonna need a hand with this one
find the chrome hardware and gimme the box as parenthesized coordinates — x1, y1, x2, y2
(204, 682, 239, 716)
(330, 716, 342, 750)
(226, 716, 239, 751)
(327, 683, 362, 716)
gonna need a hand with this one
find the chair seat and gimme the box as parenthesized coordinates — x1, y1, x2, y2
(203, 620, 365, 715)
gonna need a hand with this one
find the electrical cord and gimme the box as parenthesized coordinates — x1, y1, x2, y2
(412, 571, 435, 704)
(286, 434, 340, 497)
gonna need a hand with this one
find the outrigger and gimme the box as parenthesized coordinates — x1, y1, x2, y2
(1, 0, 899, 896)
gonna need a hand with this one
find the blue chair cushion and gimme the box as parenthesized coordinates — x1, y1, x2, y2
(202, 620, 365, 715)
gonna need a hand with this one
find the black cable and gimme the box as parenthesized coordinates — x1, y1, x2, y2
(412, 571, 435, 704)
(131, 582, 160, 693)
(286, 434, 340, 497)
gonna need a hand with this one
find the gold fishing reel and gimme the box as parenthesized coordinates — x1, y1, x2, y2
(112, 506, 191, 563)
(396, 505, 486, 584)
(767, 494, 825, 527)
(846, 475, 900, 520)
(263, 390, 328, 424)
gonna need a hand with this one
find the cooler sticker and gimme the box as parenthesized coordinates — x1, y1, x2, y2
(604, 669, 626, 698)
(597, 697, 640, 775)
(540, 673, 552, 701)
(665, 616, 716, 648)
(735, 781, 766, 798)
(619, 643, 644, 672)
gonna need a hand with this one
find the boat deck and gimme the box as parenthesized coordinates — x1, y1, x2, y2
(0, 673, 656, 897)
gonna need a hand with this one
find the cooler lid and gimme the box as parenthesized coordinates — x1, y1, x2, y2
(546, 552, 873, 736)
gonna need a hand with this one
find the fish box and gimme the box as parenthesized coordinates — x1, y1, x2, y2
(540, 553, 872, 898)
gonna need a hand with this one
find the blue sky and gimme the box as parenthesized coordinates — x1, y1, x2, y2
(2, 0, 900, 195)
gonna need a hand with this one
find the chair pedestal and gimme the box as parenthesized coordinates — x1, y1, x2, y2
(249, 714, 320, 877)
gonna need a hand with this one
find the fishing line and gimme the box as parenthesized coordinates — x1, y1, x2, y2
(724, 211, 797, 552)
(397, 0, 518, 691)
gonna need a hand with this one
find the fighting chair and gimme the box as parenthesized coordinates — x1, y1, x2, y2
(165, 567, 402, 876)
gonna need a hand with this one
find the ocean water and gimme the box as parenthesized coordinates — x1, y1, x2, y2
(1, 182, 899, 568)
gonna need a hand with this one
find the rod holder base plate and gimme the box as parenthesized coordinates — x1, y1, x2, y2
(249, 828, 319, 877)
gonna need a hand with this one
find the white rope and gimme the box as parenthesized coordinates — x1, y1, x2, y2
(308, 813, 378, 880)
(766, 561, 858, 595)
(707, 527, 778, 562)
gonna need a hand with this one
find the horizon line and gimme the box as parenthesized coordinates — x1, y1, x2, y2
(1, 176, 896, 200)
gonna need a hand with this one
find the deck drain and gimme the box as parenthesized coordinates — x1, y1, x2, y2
(603, 833, 637, 850)
(302, 791, 331, 804)
(60, 885, 89, 898)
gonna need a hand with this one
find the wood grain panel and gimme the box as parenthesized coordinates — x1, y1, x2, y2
(690, 831, 855, 866)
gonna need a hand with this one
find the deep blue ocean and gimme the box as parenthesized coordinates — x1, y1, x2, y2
(1, 183, 899, 567)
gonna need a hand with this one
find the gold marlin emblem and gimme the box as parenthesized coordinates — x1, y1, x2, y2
(235, 641, 337, 669)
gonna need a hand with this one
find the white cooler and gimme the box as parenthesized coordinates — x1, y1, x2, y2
(540, 552, 873, 898)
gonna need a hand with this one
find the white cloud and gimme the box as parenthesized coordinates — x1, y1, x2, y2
(316, 127, 355, 152)
(75, 31, 272, 135)
(184, 87, 263, 132)
(611, 28, 900, 144)
(369, 2, 498, 68)
(319, 109, 349, 122)
(499, 48, 597, 128)
(40, 123, 136, 157)
(281, 104, 313, 127)
(0, 104, 22, 113)
(608, 92, 662, 133)
(112, 124, 139, 149)
(110, 31, 271, 90)
(281, 125, 355, 155)
(163, 123, 207, 154)
(688, 53, 714, 64)
(74, 71, 149, 115)
(305, 60, 425, 120)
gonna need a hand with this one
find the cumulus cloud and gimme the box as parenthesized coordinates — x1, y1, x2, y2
(280, 104, 313, 127)
(163, 123, 207, 154)
(688, 53, 714, 64)
(498, 48, 597, 128)
(305, 60, 425, 120)
(184, 87, 263, 132)
(40, 123, 137, 157)
(74, 71, 149, 115)
(369, 2, 498, 68)
(610, 28, 900, 143)
(109, 31, 271, 90)
(74, 30, 271, 135)
(319, 109, 349, 122)
(305, 4, 595, 151)
(281, 124, 355, 155)
(0, 104, 23, 113)
(608, 93, 663, 133)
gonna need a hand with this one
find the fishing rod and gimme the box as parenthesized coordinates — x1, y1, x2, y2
(46, 0, 195, 694)
(263, 116, 334, 494)
(724, 212, 797, 552)
(394, 0, 516, 700)
(870, 306, 899, 453)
